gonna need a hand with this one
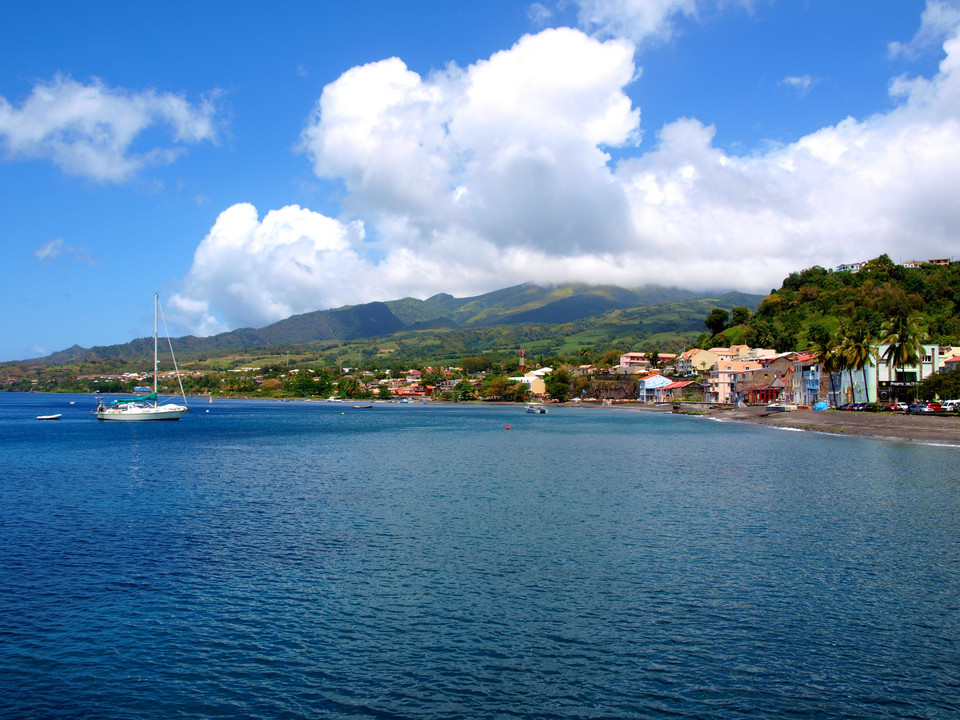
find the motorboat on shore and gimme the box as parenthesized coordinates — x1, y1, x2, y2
(765, 403, 798, 412)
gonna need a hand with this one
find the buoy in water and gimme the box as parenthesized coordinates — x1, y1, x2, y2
(506, 425, 510, 430)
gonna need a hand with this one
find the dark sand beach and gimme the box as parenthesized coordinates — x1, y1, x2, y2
(714, 405, 960, 446)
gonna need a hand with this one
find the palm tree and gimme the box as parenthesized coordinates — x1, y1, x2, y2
(841, 325, 876, 403)
(814, 335, 842, 408)
(880, 313, 927, 402)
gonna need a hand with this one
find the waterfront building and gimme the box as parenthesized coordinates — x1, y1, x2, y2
(837, 344, 941, 404)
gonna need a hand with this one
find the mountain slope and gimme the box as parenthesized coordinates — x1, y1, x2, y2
(20, 283, 762, 365)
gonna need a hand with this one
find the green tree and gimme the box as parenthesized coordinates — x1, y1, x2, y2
(503, 381, 530, 402)
(880, 313, 927, 401)
(841, 325, 876, 403)
(453, 379, 475, 401)
(814, 335, 844, 408)
(482, 375, 509, 399)
(337, 377, 364, 399)
(729, 306, 751, 327)
(544, 366, 572, 402)
(461, 356, 495, 373)
(598, 348, 623, 368)
(917, 369, 960, 402)
(378, 382, 393, 399)
(807, 323, 831, 350)
(705, 308, 730, 335)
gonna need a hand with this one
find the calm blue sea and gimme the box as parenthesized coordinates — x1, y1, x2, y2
(1, 392, 958, 719)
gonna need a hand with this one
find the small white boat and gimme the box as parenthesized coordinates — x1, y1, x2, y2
(765, 403, 798, 412)
(37, 413, 62, 421)
(525, 403, 548, 414)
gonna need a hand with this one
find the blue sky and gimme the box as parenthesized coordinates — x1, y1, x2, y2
(2, 0, 958, 362)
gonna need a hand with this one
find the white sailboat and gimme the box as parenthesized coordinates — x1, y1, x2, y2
(94, 294, 189, 421)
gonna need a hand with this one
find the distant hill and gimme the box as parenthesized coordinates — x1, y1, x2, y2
(20, 282, 763, 366)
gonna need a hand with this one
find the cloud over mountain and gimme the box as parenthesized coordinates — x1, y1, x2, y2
(170, 3, 960, 335)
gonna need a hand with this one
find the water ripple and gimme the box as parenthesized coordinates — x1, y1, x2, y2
(1, 397, 959, 718)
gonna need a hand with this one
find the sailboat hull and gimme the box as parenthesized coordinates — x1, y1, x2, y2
(95, 404, 188, 421)
(93, 294, 189, 422)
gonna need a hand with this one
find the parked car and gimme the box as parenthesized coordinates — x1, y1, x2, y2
(926, 402, 943, 412)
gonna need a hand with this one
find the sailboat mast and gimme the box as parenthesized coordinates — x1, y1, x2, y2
(153, 292, 159, 404)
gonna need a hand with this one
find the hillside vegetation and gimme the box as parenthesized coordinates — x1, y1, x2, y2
(8, 283, 760, 371)
(704, 255, 959, 352)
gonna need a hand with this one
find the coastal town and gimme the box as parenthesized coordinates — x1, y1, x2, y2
(5, 256, 959, 422)
(13, 337, 954, 410)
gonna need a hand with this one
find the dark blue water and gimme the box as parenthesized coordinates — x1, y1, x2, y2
(1, 393, 958, 719)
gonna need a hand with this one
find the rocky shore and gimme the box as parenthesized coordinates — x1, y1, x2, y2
(711, 405, 960, 446)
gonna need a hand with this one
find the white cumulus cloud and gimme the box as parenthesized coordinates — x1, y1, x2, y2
(0, 75, 219, 182)
(573, 0, 758, 46)
(172, 5, 960, 336)
(889, 0, 960, 58)
(168, 203, 367, 335)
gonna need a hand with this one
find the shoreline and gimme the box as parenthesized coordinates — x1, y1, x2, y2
(11, 391, 960, 446)
(705, 405, 960, 447)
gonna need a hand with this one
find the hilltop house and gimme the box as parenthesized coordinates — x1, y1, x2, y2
(618, 352, 651, 373)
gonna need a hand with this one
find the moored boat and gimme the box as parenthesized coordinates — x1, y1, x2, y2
(94, 294, 188, 422)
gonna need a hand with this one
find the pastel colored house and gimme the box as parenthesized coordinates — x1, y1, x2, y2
(619, 352, 651, 373)
(509, 368, 553, 397)
(635, 372, 674, 402)
(676, 349, 719, 376)
(838, 344, 942, 404)
(705, 360, 763, 403)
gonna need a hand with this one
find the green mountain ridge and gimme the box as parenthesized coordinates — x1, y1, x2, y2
(18, 283, 760, 366)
